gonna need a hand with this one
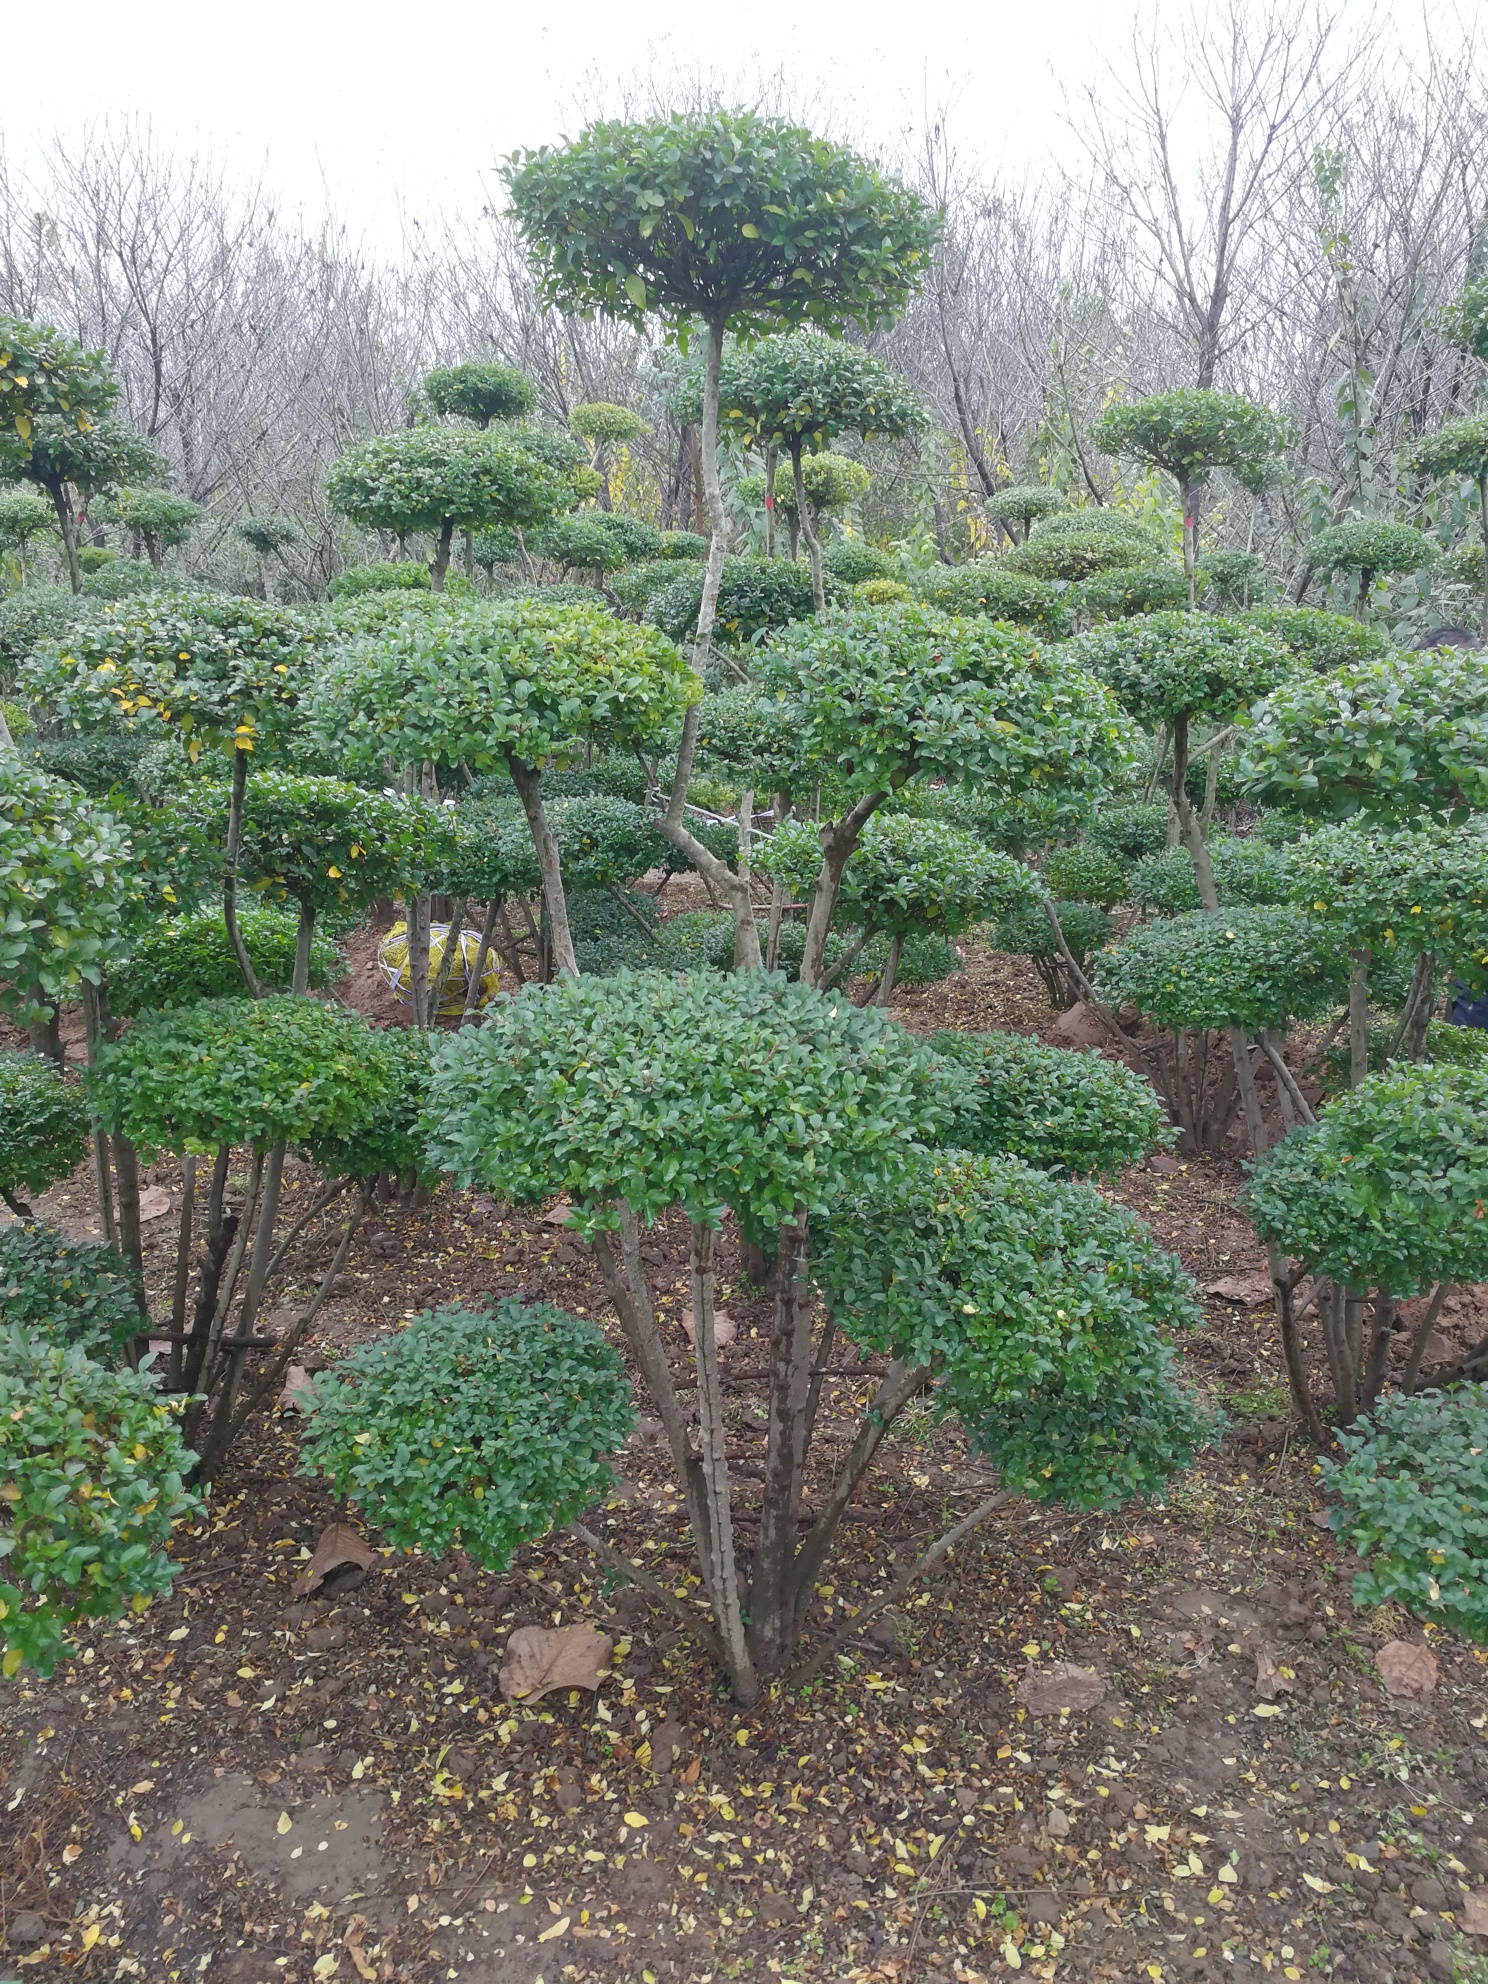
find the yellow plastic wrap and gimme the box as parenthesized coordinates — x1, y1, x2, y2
(376, 920, 499, 1018)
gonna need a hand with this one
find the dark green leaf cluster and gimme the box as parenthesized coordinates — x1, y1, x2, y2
(234, 515, 299, 556)
(894, 930, 964, 986)
(1129, 836, 1295, 915)
(326, 561, 431, 599)
(546, 794, 662, 892)
(325, 428, 577, 540)
(658, 530, 709, 560)
(537, 515, 630, 574)
(1315, 1018, 1488, 1101)
(1063, 610, 1293, 727)
(1085, 800, 1170, 861)
(1092, 389, 1289, 493)
(930, 1030, 1170, 1178)
(0, 586, 86, 678)
(1195, 551, 1271, 608)
(1239, 651, 1488, 819)
(693, 685, 806, 791)
(822, 539, 897, 587)
(985, 486, 1066, 532)
(437, 800, 537, 903)
(99, 489, 201, 548)
(0, 315, 118, 435)
(88, 996, 397, 1159)
(1406, 413, 1488, 484)
(993, 898, 1112, 970)
(108, 903, 342, 1016)
(1306, 518, 1432, 580)
(81, 563, 197, 602)
(0, 489, 58, 548)
(914, 560, 1072, 637)
(1325, 1386, 1488, 1643)
(424, 969, 952, 1233)
(0, 1224, 140, 1362)
(1003, 510, 1162, 582)
(505, 112, 939, 336)
(1240, 605, 1391, 672)
(604, 560, 682, 613)
(839, 814, 1043, 941)
(814, 1151, 1208, 1507)
(0, 1050, 89, 1202)
(299, 1301, 634, 1571)
(30, 726, 146, 795)
(890, 782, 1073, 857)
(0, 760, 132, 1023)
(718, 332, 923, 452)
(302, 1027, 439, 1185)
(1043, 842, 1130, 909)
(1247, 1061, 1488, 1296)
(423, 363, 537, 428)
(225, 772, 451, 915)
(1283, 821, 1488, 989)
(1096, 907, 1346, 1033)
(0, 416, 162, 508)
(646, 556, 818, 648)
(1072, 565, 1189, 622)
(0, 1338, 198, 1678)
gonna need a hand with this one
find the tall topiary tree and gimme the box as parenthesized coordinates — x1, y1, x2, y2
(1406, 414, 1488, 640)
(0, 489, 57, 585)
(570, 401, 650, 509)
(1305, 518, 1432, 621)
(1093, 389, 1290, 609)
(0, 317, 122, 589)
(0, 414, 162, 595)
(101, 488, 202, 571)
(234, 514, 300, 601)
(985, 483, 1065, 544)
(505, 111, 938, 944)
(424, 362, 537, 429)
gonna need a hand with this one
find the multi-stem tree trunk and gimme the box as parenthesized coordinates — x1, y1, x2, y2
(790, 443, 826, 614)
(798, 794, 887, 991)
(223, 747, 264, 998)
(506, 756, 579, 979)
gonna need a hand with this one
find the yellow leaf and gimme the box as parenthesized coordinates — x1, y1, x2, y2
(741, 224, 760, 238)
(1218, 1863, 1237, 1884)
(1002, 1939, 1023, 1970)
(1252, 1702, 1285, 1718)
(81, 1923, 101, 1951)
(537, 1915, 571, 1943)
(624, 1811, 648, 1828)
(1303, 1873, 1334, 1894)
(276, 1811, 293, 1835)
(13, 413, 31, 443)
(927, 1833, 945, 1860)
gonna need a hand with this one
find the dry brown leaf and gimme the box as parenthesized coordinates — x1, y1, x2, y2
(1376, 1639, 1439, 1699)
(679, 1756, 701, 1785)
(542, 1201, 574, 1227)
(1016, 1661, 1106, 1716)
(276, 1366, 316, 1414)
(680, 1307, 736, 1349)
(344, 1914, 377, 1982)
(293, 1522, 375, 1600)
(1254, 1644, 1297, 1701)
(1461, 1889, 1488, 1936)
(136, 1185, 173, 1222)
(1203, 1271, 1273, 1308)
(500, 1623, 614, 1701)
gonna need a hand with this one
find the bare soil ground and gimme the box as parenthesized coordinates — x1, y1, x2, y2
(3, 933, 1487, 1984)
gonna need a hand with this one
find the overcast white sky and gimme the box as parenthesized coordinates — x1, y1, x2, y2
(7, 0, 1130, 244)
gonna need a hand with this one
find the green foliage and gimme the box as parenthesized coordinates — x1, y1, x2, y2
(659, 529, 708, 560)
(0, 585, 84, 677)
(931, 1029, 1169, 1177)
(81, 562, 195, 602)
(1283, 821, 1488, 991)
(507, 114, 939, 338)
(88, 995, 395, 1159)
(1085, 800, 1170, 862)
(756, 605, 1134, 815)
(1306, 518, 1433, 581)
(537, 512, 653, 574)
(1130, 836, 1295, 915)
(424, 969, 950, 1234)
(108, 903, 341, 1016)
(315, 596, 698, 778)
(543, 794, 663, 892)
(327, 561, 431, 598)
(914, 559, 1072, 636)
(766, 451, 871, 516)
(822, 539, 896, 586)
(1247, 1061, 1488, 1296)
(886, 781, 1070, 857)
(0, 489, 56, 548)
(300, 1301, 634, 1570)
(77, 549, 116, 574)
(0, 1224, 140, 1361)
(985, 485, 1066, 535)
(301, 1027, 438, 1185)
(0, 1339, 198, 1679)
(1043, 842, 1130, 909)
(100, 488, 201, 552)
(1093, 389, 1289, 493)
(0, 760, 131, 1023)
(815, 1151, 1208, 1507)
(855, 579, 912, 606)
(1407, 413, 1488, 485)
(0, 315, 117, 443)
(1072, 565, 1189, 621)
(721, 334, 922, 466)
(839, 814, 1042, 941)
(895, 930, 963, 986)
(1326, 1386, 1488, 1642)
(1196, 551, 1271, 608)
(593, 514, 664, 564)
(994, 897, 1111, 969)
(610, 558, 688, 613)
(325, 429, 577, 544)
(1096, 907, 1345, 1033)
(0, 415, 162, 509)
(1064, 610, 1293, 728)
(1240, 604, 1391, 672)
(570, 402, 648, 447)
(234, 515, 299, 557)
(29, 726, 145, 795)
(424, 364, 537, 428)
(1240, 650, 1488, 819)
(647, 555, 819, 647)
(1003, 510, 1161, 581)
(1316, 1017, 1488, 1100)
(0, 1050, 89, 1205)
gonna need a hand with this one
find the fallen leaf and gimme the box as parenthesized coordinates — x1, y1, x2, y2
(312, 1957, 340, 1982)
(680, 1756, 701, 1785)
(223, 1691, 243, 1708)
(1252, 1702, 1285, 1718)
(680, 1307, 737, 1349)
(129, 1780, 155, 1795)
(293, 1522, 374, 1600)
(62, 1842, 81, 1863)
(1303, 1873, 1335, 1894)
(276, 1366, 316, 1414)
(537, 1915, 570, 1943)
(276, 1811, 293, 1835)
(1254, 1644, 1297, 1701)
(81, 1924, 100, 1952)
(623, 1811, 648, 1828)
(1016, 1661, 1106, 1716)
(1203, 1271, 1273, 1308)
(1462, 1889, 1488, 1935)
(542, 1201, 574, 1227)
(499, 1624, 614, 1702)
(1376, 1639, 1439, 1699)
(136, 1185, 173, 1222)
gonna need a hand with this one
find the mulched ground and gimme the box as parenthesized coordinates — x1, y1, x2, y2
(4, 931, 1487, 1984)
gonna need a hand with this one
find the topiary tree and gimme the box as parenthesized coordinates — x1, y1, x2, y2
(821, 538, 895, 586)
(992, 896, 1112, 1010)
(0, 488, 57, 585)
(1405, 414, 1488, 640)
(505, 111, 937, 905)
(0, 1049, 90, 1216)
(1043, 841, 1131, 910)
(984, 484, 1065, 544)
(234, 513, 300, 601)
(0, 316, 120, 595)
(0, 415, 162, 596)
(1241, 603, 1390, 672)
(1001, 509, 1162, 582)
(325, 427, 578, 591)
(1092, 389, 1290, 609)
(763, 450, 871, 560)
(645, 554, 818, 655)
(107, 903, 342, 1016)
(100, 488, 202, 571)
(1072, 565, 1190, 623)
(930, 1029, 1170, 1176)
(1304, 517, 1432, 621)
(1196, 549, 1270, 609)
(570, 401, 650, 509)
(312, 597, 698, 977)
(0, 1223, 141, 1362)
(0, 1339, 199, 1678)
(424, 362, 537, 430)
(913, 559, 1071, 636)
(1247, 1062, 1488, 1436)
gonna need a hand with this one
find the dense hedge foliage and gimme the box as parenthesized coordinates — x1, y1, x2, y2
(228, 773, 448, 918)
(822, 539, 897, 586)
(1072, 565, 1189, 621)
(108, 903, 342, 1015)
(647, 555, 819, 647)
(993, 897, 1112, 971)
(0, 758, 132, 1025)
(0, 1224, 141, 1361)
(1096, 907, 1345, 1033)
(0, 1340, 198, 1677)
(839, 814, 1043, 940)
(1085, 800, 1170, 862)
(1283, 820, 1488, 992)
(914, 560, 1072, 637)
(30, 725, 146, 794)
(1242, 604, 1391, 672)
(931, 1029, 1169, 1177)
(815, 1151, 1208, 1507)
(0, 1050, 89, 1205)
(299, 1028, 439, 1185)
(326, 561, 431, 598)
(1064, 610, 1293, 727)
(300, 1301, 635, 1569)
(1043, 842, 1130, 909)
(1003, 510, 1161, 581)
(1130, 836, 1295, 915)
(1326, 1386, 1488, 1642)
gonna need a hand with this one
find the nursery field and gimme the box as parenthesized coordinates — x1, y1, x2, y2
(2, 935, 1486, 1984)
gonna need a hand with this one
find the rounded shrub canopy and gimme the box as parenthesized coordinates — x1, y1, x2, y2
(0, 1340, 199, 1678)
(424, 362, 537, 428)
(1241, 604, 1391, 672)
(0, 1224, 142, 1361)
(108, 904, 342, 1015)
(839, 815, 1043, 940)
(914, 561, 1071, 638)
(1247, 1061, 1488, 1297)
(87, 996, 396, 1159)
(646, 556, 818, 648)
(1063, 610, 1293, 728)
(985, 485, 1065, 532)
(1306, 518, 1432, 581)
(325, 427, 576, 541)
(424, 969, 950, 1233)
(0, 1049, 90, 1204)
(1130, 837, 1295, 915)
(931, 1029, 1170, 1177)
(1283, 820, 1488, 991)
(1095, 907, 1346, 1033)
(299, 1300, 635, 1571)
(814, 1151, 1208, 1507)
(298, 1028, 440, 1188)
(1043, 842, 1131, 910)
(206, 772, 451, 918)
(0, 759, 132, 1025)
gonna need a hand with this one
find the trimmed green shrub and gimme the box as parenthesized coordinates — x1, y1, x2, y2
(814, 1151, 1208, 1507)
(915, 560, 1072, 636)
(300, 1301, 635, 1569)
(0, 1050, 89, 1212)
(0, 1224, 141, 1361)
(0, 587, 88, 676)
(658, 531, 709, 560)
(0, 1339, 198, 1677)
(610, 558, 689, 613)
(822, 539, 896, 586)
(0, 758, 132, 1026)
(1305, 518, 1432, 607)
(1071, 565, 1188, 621)
(299, 1028, 439, 1187)
(1325, 1386, 1488, 1642)
(1085, 800, 1169, 862)
(1043, 842, 1130, 909)
(840, 814, 1043, 944)
(855, 578, 912, 606)
(931, 1029, 1170, 1177)
(424, 363, 537, 428)
(1316, 1017, 1488, 1100)
(894, 930, 963, 986)
(1130, 837, 1295, 915)
(1241, 604, 1391, 672)
(327, 561, 431, 598)
(81, 563, 197, 602)
(647, 555, 819, 647)
(30, 727, 146, 794)
(985, 485, 1065, 539)
(1064, 611, 1294, 729)
(1284, 821, 1488, 993)
(993, 899, 1112, 1008)
(108, 904, 343, 1016)
(1097, 906, 1345, 1034)
(1196, 551, 1270, 609)
(1004, 510, 1160, 581)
